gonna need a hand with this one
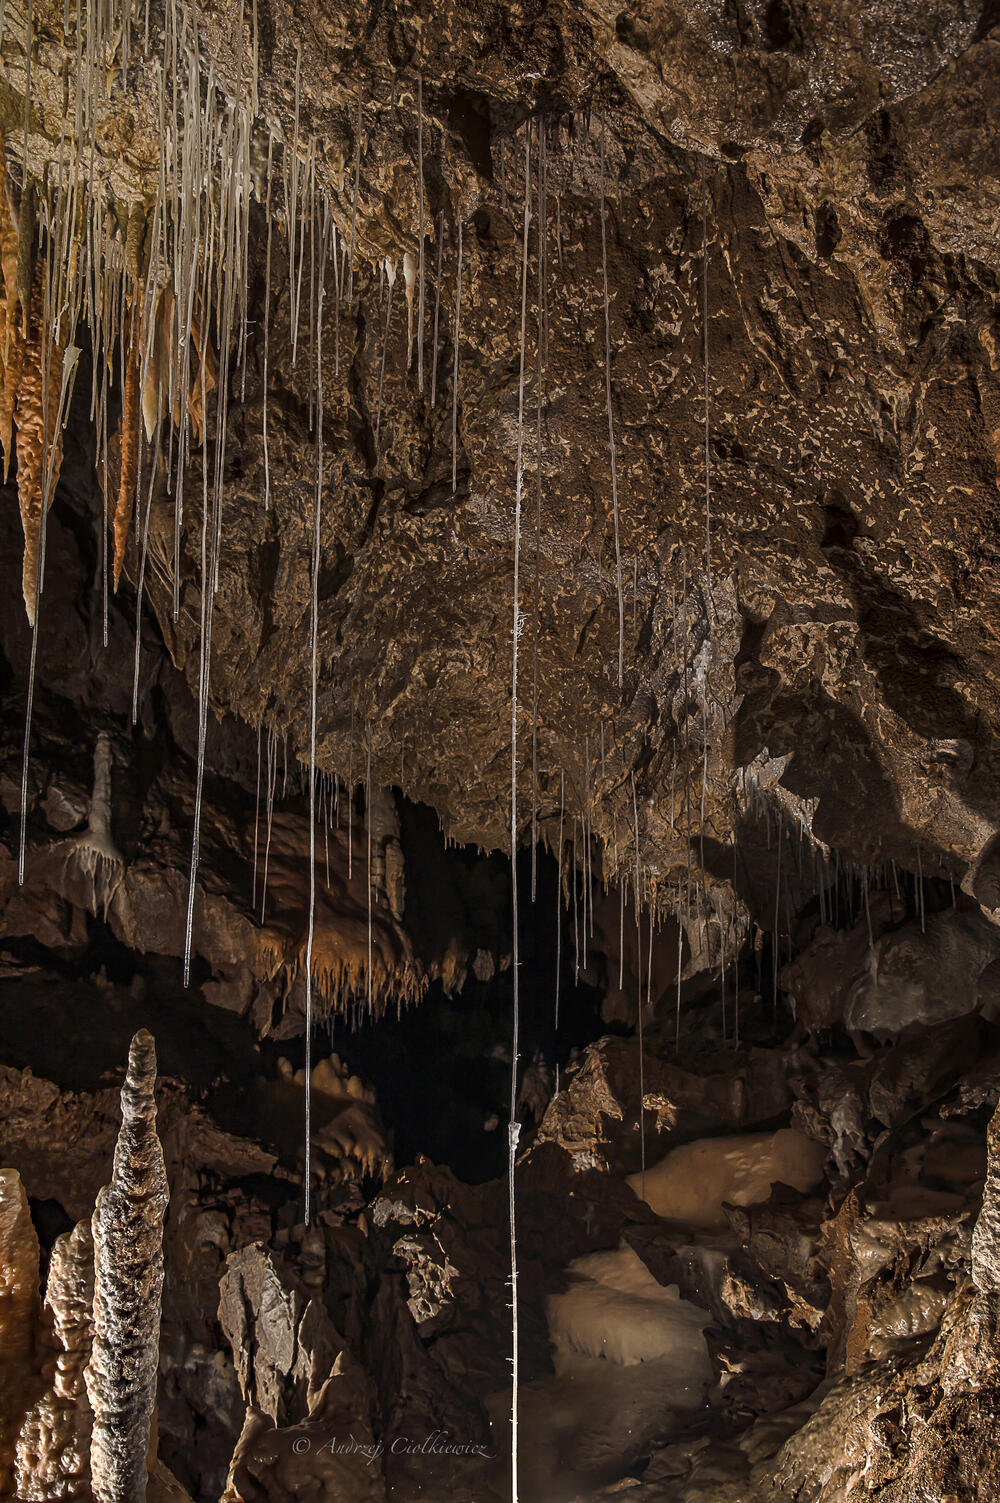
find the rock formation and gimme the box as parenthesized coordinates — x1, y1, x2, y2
(0, 1, 1000, 1500)
(85, 1031, 169, 1503)
(0, 1171, 43, 1495)
(14, 1220, 95, 1503)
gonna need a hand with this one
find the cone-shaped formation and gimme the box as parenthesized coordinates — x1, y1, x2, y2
(0, 135, 68, 627)
(85, 1030, 169, 1503)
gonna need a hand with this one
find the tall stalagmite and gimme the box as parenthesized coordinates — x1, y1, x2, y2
(85, 1031, 169, 1503)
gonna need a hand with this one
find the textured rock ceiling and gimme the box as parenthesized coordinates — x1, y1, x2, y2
(3, 0, 1000, 903)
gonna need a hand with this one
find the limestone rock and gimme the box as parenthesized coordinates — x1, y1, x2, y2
(14, 1219, 95, 1502)
(218, 1244, 343, 1424)
(972, 1101, 1000, 1294)
(0, 1169, 43, 1494)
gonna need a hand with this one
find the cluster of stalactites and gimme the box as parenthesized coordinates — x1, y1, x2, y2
(260, 934, 427, 1020)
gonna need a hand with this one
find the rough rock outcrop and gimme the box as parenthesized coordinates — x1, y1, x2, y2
(218, 1243, 342, 1424)
(0, 1169, 43, 1494)
(972, 1101, 1000, 1294)
(783, 900, 1000, 1037)
(532, 1035, 794, 1173)
(14, 1219, 95, 1501)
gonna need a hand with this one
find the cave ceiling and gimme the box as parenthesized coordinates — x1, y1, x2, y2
(1, 0, 999, 904)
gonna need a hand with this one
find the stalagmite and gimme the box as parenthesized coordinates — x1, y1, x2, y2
(85, 1030, 169, 1503)
(71, 731, 125, 915)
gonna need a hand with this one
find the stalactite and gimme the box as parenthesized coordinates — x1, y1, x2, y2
(554, 769, 564, 1034)
(430, 210, 444, 406)
(632, 774, 646, 1199)
(530, 124, 547, 902)
(675, 891, 684, 1050)
(416, 72, 426, 394)
(916, 845, 926, 932)
(131, 361, 160, 725)
(375, 257, 395, 451)
(183, 85, 254, 982)
(403, 250, 416, 369)
(0, 140, 24, 477)
(14, 246, 68, 626)
(720, 898, 728, 1043)
(700, 161, 713, 596)
(347, 91, 362, 305)
(288, 47, 302, 367)
(302, 229, 326, 1227)
(366, 737, 374, 1012)
(584, 734, 593, 951)
(451, 218, 463, 492)
(85, 1030, 168, 1503)
(348, 708, 354, 881)
(617, 817, 625, 989)
(260, 725, 276, 923)
(508, 122, 533, 1503)
(17, 193, 83, 887)
(112, 300, 140, 590)
(252, 720, 262, 908)
(599, 118, 625, 689)
(572, 815, 579, 982)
